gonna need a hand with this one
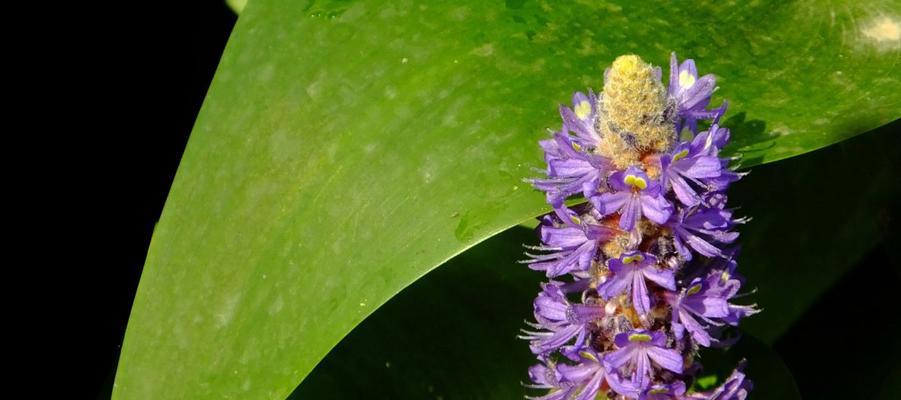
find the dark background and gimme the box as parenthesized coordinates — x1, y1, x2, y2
(90, 0, 238, 397)
(93, 1, 899, 398)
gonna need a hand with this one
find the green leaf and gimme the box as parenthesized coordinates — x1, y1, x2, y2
(291, 227, 537, 399)
(292, 226, 800, 399)
(226, 0, 247, 14)
(114, 1, 899, 398)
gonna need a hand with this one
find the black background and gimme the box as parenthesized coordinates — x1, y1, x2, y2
(87, 0, 238, 397)
(90, 1, 899, 398)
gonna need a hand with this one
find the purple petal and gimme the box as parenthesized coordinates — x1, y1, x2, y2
(646, 346, 684, 373)
(670, 174, 701, 206)
(678, 309, 713, 347)
(599, 271, 632, 299)
(639, 194, 672, 225)
(575, 369, 605, 400)
(683, 230, 723, 257)
(685, 295, 730, 318)
(681, 75, 716, 110)
(606, 371, 641, 398)
(680, 155, 722, 179)
(619, 196, 642, 230)
(530, 324, 582, 353)
(672, 233, 692, 261)
(647, 330, 668, 346)
(558, 361, 598, 383)
(681, 59, 698, 80)
(593, 192, 630, 217)
(632, 272, 651, 315)
(607, 170, 630, 192)
(633, 350, 652, 389)
(668, 52, 679, 96)
(528, 363, 558, 387)
(570, 303, 605, 323)
(604, 346, 635, 370)
(642, 266, 676, 291)
(585, 223, 618, 242)
(540, 225, 587, 248)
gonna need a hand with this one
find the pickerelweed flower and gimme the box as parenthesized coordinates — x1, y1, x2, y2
(598, 252, 675, 316)
(593, 167, 672, 231)
(523, 207, 619, 278)
(523, 54, 758, 399)
(520, 282, 604, 357)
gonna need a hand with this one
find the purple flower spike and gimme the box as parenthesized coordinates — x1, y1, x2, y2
(522, 54, 758, 399)
(604, 330, 684, 390)
(521, 282, 604, 357)
(523, 208, 618, 278)
(668, 52, 722, 135)
(598, 251, 675, 315)
(593, 167, 672, 231)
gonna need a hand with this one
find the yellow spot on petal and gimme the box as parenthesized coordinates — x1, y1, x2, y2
(687, 283, 702, 296)
(572, 141, 583, 152)
(624, 174, 648, 190)
(580, 351, 598, 361)
(623, 254, 645, 264)
(574, 100, 592, 120)
(628, 333, 653, 342)
(570, 215, 582, 225)
(679, 70, 696, 88)
(672, 149, 689, 162)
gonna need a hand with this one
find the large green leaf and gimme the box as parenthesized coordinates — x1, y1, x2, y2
(114, 1, 900, 398)
(292, 227, 800, 399)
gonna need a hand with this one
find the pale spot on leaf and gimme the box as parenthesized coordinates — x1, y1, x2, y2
(470, 43, 495, 57)
(861, 16, 901, 50)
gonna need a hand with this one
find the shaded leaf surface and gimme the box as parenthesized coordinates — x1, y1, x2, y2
(773, 244, 901, 399)
(293, 227, 800, 399)
(734, 124, 900, 342)
(696, 336, 801, 400)
(292, 227, 538, 399)
(114, 1, 899, 398)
